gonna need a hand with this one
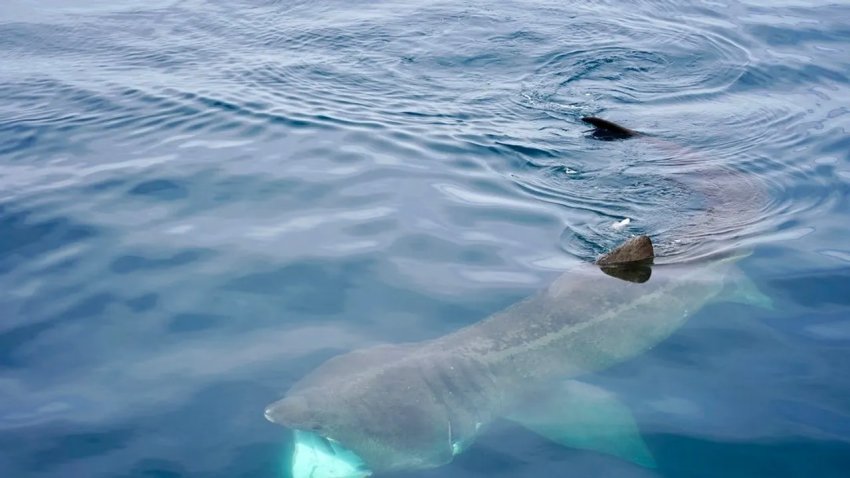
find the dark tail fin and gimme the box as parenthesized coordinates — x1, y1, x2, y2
(582, 117, 641, 140)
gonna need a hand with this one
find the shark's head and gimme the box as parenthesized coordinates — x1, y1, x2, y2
(265, 348, 459, 477)
(264, 394, 339, 440)
(265, 386, 377, 478)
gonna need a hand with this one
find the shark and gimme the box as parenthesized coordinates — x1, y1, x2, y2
(263, 117, 772, 478)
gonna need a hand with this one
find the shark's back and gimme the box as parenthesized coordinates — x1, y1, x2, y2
(435, 260, 733, 390)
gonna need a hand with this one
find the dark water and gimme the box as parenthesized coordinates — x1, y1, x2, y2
(2, 0, 849, 477)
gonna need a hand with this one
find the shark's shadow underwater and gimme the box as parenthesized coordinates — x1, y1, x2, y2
(264, 118, 773, 478)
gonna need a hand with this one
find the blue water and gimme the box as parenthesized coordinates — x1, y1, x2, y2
(2, 0, 850, 477)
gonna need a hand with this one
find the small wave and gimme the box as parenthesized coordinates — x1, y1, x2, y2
(516, 3, 752, 110)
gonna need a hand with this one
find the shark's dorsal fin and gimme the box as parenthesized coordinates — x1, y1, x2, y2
(596, 235, 654, 266)
(594, 236, 655, 283)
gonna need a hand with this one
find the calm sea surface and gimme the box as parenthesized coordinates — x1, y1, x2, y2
(1, 1, 849, 477)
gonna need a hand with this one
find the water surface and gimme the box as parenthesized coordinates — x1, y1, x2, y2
(1, 1, 849, 477)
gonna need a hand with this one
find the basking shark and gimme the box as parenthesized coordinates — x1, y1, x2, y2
(264, 118, 772, 478)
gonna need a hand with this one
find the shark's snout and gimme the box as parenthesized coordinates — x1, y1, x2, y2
(264, 395, 309, 426)
(263, 405, 276, 423)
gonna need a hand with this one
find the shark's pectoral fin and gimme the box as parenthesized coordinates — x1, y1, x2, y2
(507, 380, 655, 468)
(722, 273, 774, 310)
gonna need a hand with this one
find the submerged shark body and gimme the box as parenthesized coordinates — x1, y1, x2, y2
(266, 255, 764, 475)
(264, 118, 771, 477)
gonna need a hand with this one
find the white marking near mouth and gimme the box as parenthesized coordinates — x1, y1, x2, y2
(291, 430, 372, 478)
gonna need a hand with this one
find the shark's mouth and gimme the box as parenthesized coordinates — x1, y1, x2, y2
(291, 429, 372, 478)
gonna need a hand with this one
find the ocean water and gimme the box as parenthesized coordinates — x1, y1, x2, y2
(1, 0, 850, 477)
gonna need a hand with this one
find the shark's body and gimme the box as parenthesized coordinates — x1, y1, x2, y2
(264, 118, 771, 477)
